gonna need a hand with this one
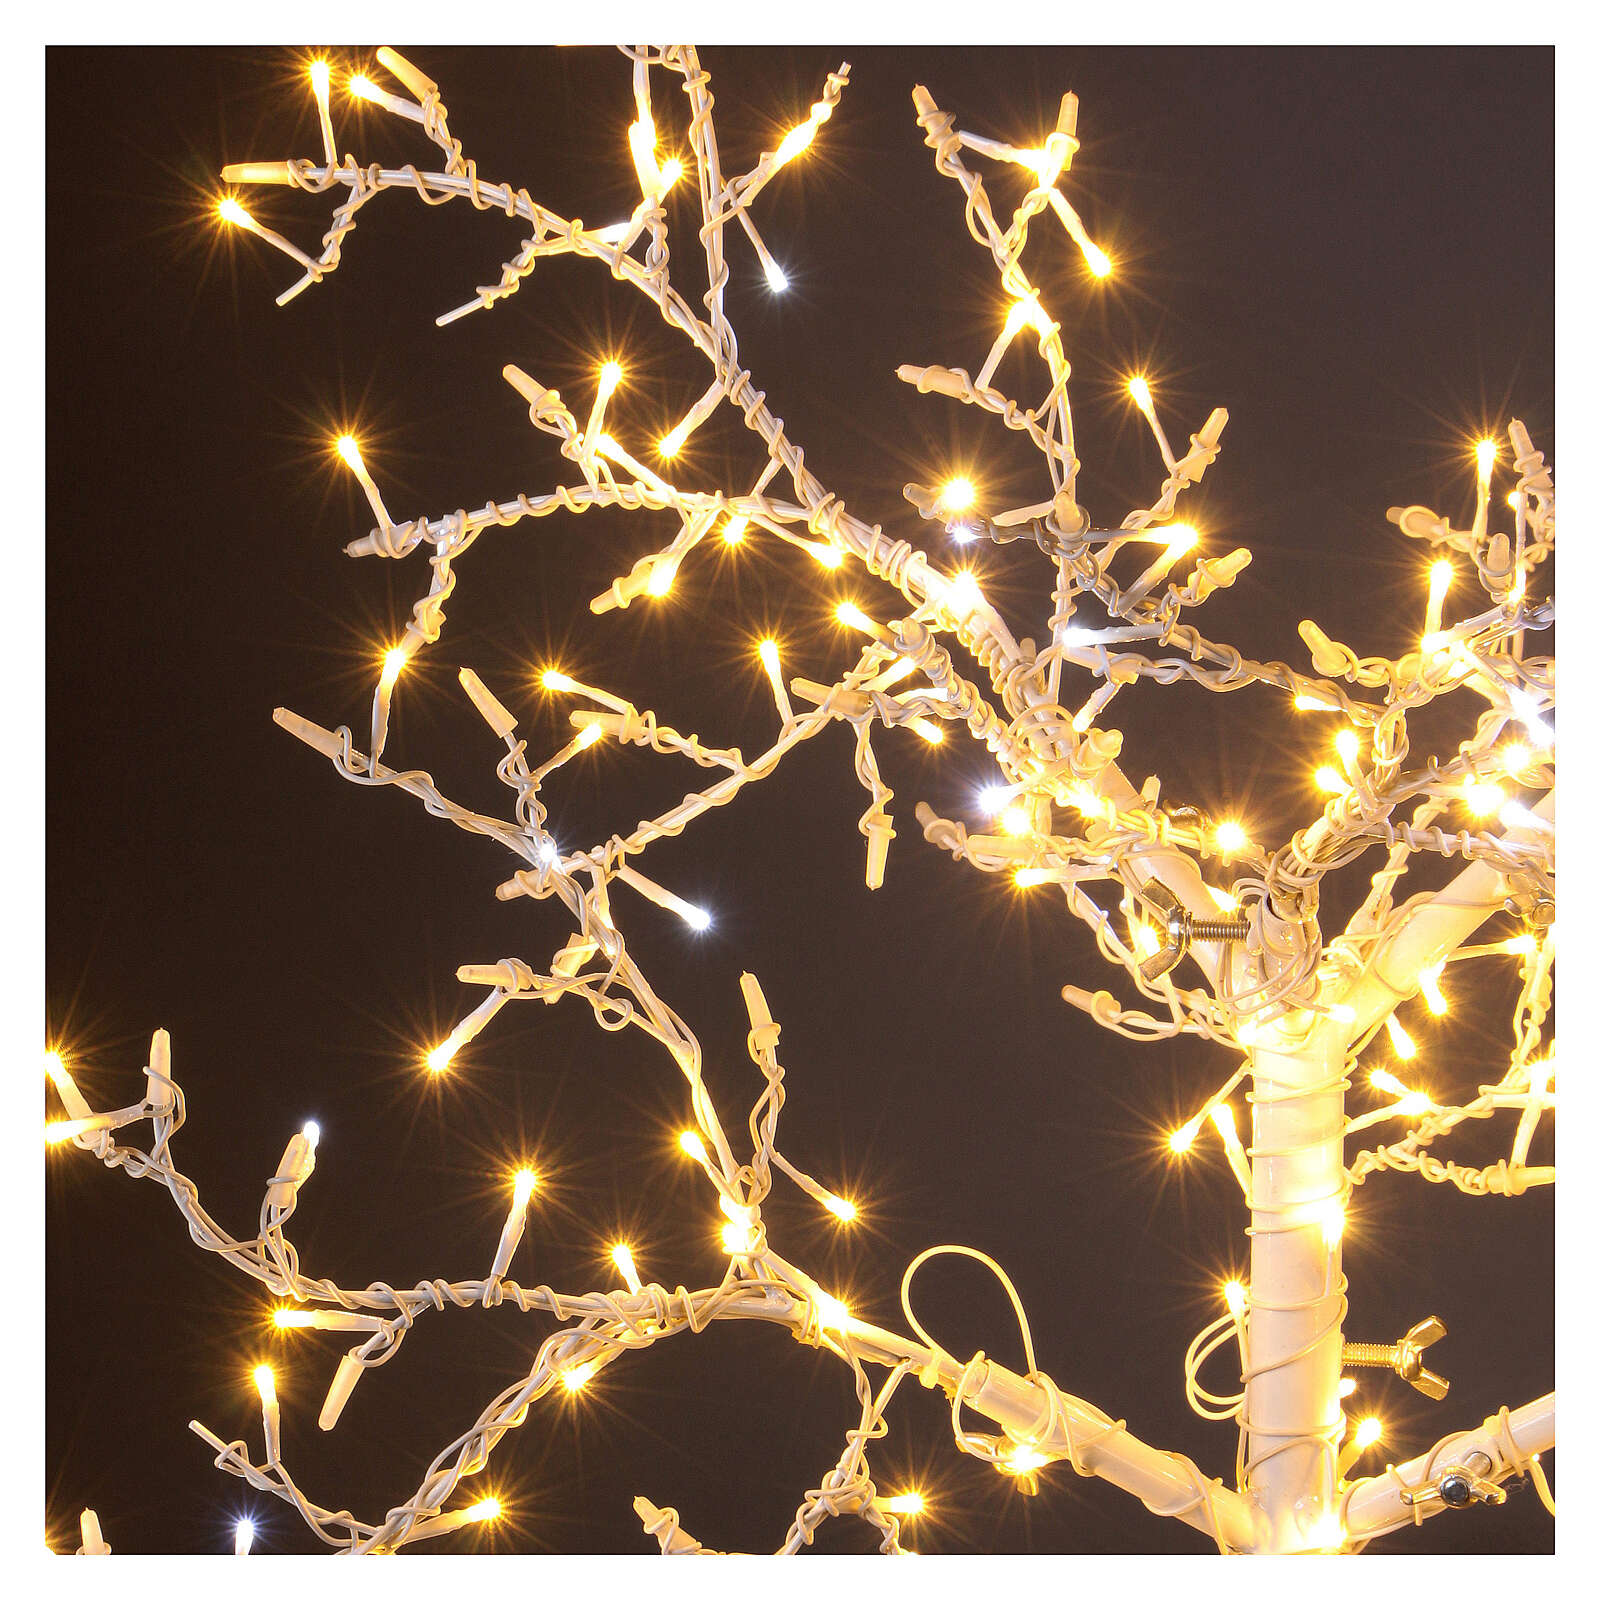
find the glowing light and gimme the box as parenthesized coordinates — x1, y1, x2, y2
(1083, 242, 1112, 278)
(806, 540, 844, 568)
(646, 562, 676, 597)
(821, 1193, 857, 1223)
(1014, 867, 1052, 888)
(309, 60, 330, 97)
(1127, 376, 1152, 410)
(1334, 729, 1360, 767)
(379, 647, 406, 690)
(1339, 1377, 1358, 1399)
(1067, 785, 1106, 819)
(678, 1130, 707, 1162)
(945, 570, 983, 613)
(217, 197, 251, 227)
(541, 669, 579, 692)
(1370, 1068, 1409, 1097)
(426, 1041, 458, 1074)
(835, 601, 873, 631)
(1500, 742, 1531, 776)
(512, 1168, 539, 1206)
(1294, 693, 1339, 712)
(1507, 489, 1524, 511)
(1316, 1198, 1346, 1248)
(1008, 1446, 1050, 1473)
(1328, 1003, 1357, 1024)
(658, 423, 688, 458)
(1168, 1118, 1200, 1154)
(273, 1308, 317, 1329)
(1003, 296, 1042, 339)
(1210, 1103, 1238, 1143)
(765, 261, 789, 293)
(349, 74, 382, 103)
(574, 724, 605, 749)
(1223, 1280, 1246, 1318)
(1162, 522, 1199, 555)
(909, 718, 944, 745)
(977, 784, 1011, 815)
(1214, 820, 1248, 855)
(335, 434, 364, 470)
(1507, 688, 1553, 747)
(721, 1219, 758, 1253)
(45, 1121, 86, 1145)
(1310, 1513, 1345, 1551)
(303, 1121, 320, 1148)
(465, 1498, 502, 1522)
(999, 805, 1031, 836)
(253, 1365, 277, 1405)
(1353, 1416, 1383, 1450)
(1500, 934, 1537, 956)
(1314, 766, 1350, 796)
(1475, 438, 1496, 482)
(680, 903, 712, 932)
(1384, 1014, 1417, 1061)
(1463, 779, 1505, 818)
(659, 157, 684, 188)
(611, 1244, 643, 1294)
(722, 515, 749, 545)
(598, 360, 623, 396)
(562, 1363, 594, 1391)
(774, 120, 817, 167)
(1429, 560, 1454, 605)
(235, 1517, 255, 1557)
(881, 1492, 924, 1516)
(1499, 799, 1549, 834)
(758, 639, 780, 673)
(811, 1289, 851, 1331)
(1418, 964, 1448, 1015)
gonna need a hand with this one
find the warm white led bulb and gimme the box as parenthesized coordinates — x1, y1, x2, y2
(1168, 1118, 1199, 1154)
(1214, 820, 1248, 854)
(941, 477, 976, 512)
(1384, 1014, 1417, 1060)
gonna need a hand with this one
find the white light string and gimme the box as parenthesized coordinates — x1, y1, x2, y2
(49, 44, 1553, 1555)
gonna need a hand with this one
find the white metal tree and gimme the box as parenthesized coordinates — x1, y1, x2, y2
(46, 45, 1554, 1556)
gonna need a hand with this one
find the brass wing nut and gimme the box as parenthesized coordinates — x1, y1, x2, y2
(1343, 1315, 1450, 1401)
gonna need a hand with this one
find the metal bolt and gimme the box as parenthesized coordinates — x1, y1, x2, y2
(1343, 1315, 1450, 1400)
(1135, 881, 1250, 982)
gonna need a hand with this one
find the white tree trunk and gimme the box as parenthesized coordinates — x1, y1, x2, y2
(1245, 1029, 1346, 1549)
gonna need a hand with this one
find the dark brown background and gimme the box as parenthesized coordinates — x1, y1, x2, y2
(46, 45, 1553, 1553)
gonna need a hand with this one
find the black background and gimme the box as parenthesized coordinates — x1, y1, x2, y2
(46, 45, 1553, 1554)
